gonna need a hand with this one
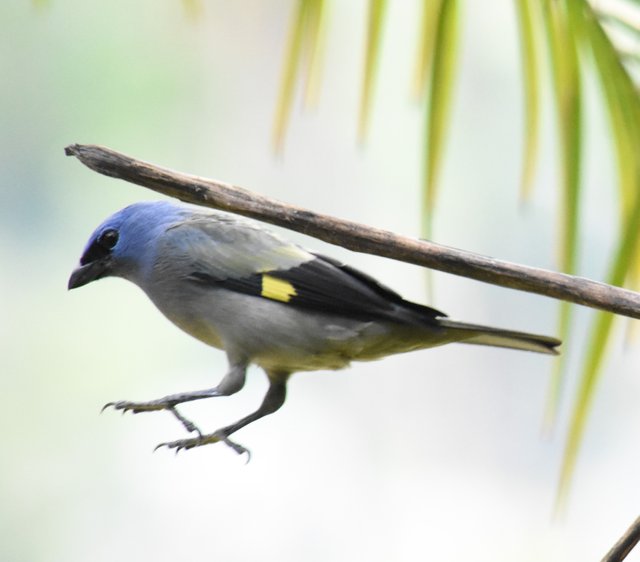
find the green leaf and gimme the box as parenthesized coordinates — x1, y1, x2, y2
(555, 3, 640, 506)
(273, 0, 313, 152)
(515, 0, 542, 202)
(543, 0, 583, 276)
(422, 0, 460, 238)
(412, 0, 443, 101)
(301, 0, 327, 108)
(588, 9, 640, 223)
(557, 172, 640, 510)
(540, 0, 583, 432)
(359, 0, 388, 140)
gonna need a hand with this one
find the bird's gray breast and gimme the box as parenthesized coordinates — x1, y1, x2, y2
(139, 271, 394, 372)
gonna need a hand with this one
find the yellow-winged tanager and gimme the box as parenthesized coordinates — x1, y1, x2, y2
(69, 201, 560, 456)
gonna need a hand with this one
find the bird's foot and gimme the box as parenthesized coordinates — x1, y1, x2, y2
(155, 431, 251, 461)
(102, 399, 202, 435)
(103, 397, 173, 414)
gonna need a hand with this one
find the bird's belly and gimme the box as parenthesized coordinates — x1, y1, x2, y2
(168, 313, 226, 350)
(145, 285, 436, 372)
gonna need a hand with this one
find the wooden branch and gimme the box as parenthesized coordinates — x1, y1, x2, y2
(601, 515, 640, 562)
(65, 143, 640, 320)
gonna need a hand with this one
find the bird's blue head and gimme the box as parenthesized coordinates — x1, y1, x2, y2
(68, 200, 189, 290)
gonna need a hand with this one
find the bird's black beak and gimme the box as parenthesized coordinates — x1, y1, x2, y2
(68, 259, 110, 290)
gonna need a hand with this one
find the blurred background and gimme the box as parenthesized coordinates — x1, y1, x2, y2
(2, 1, 639, 560)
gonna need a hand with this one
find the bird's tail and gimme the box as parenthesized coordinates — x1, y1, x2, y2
(437, 318, 561, 355)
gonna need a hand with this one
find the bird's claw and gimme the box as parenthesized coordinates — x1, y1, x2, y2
(102, 400, 203, 435)
(154, 432, 251, 461)
(222, 437, 251, 462)
(101, 401, 118, 414)
(101, 400, 167, 415)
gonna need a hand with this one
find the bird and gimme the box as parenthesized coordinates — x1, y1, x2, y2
(68, 200, 560, 457)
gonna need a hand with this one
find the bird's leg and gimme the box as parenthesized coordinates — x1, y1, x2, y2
(156, 375, 289, 458)
(168, 407, 202, 436)
(103, 363, 247, 434)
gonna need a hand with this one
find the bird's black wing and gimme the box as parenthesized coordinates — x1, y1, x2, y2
(191, 251, 445, 323)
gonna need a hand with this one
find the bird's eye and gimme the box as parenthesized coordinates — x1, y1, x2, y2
(98, 229, 119, 249)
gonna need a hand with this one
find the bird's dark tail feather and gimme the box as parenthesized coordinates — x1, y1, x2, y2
(438, 319, 561, 355)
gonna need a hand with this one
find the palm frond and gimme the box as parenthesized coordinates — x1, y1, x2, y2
(422, 0, 460, 238)
(412, 0, 443, 100)
(301, 0, 327, 107)
(539, 2, 583, 436)
(273, 0, 327, 152)
(556, 0, 640, 505)
(359, 0, 388, 141)
(515, 0, 542, 202)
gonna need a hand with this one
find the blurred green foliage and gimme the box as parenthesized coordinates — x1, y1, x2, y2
(273, 0, 640, 506)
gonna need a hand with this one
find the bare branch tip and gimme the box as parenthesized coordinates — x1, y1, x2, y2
(64, 144, 80, 157)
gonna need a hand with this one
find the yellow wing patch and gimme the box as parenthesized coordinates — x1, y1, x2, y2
(261, 274, 297, 303)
